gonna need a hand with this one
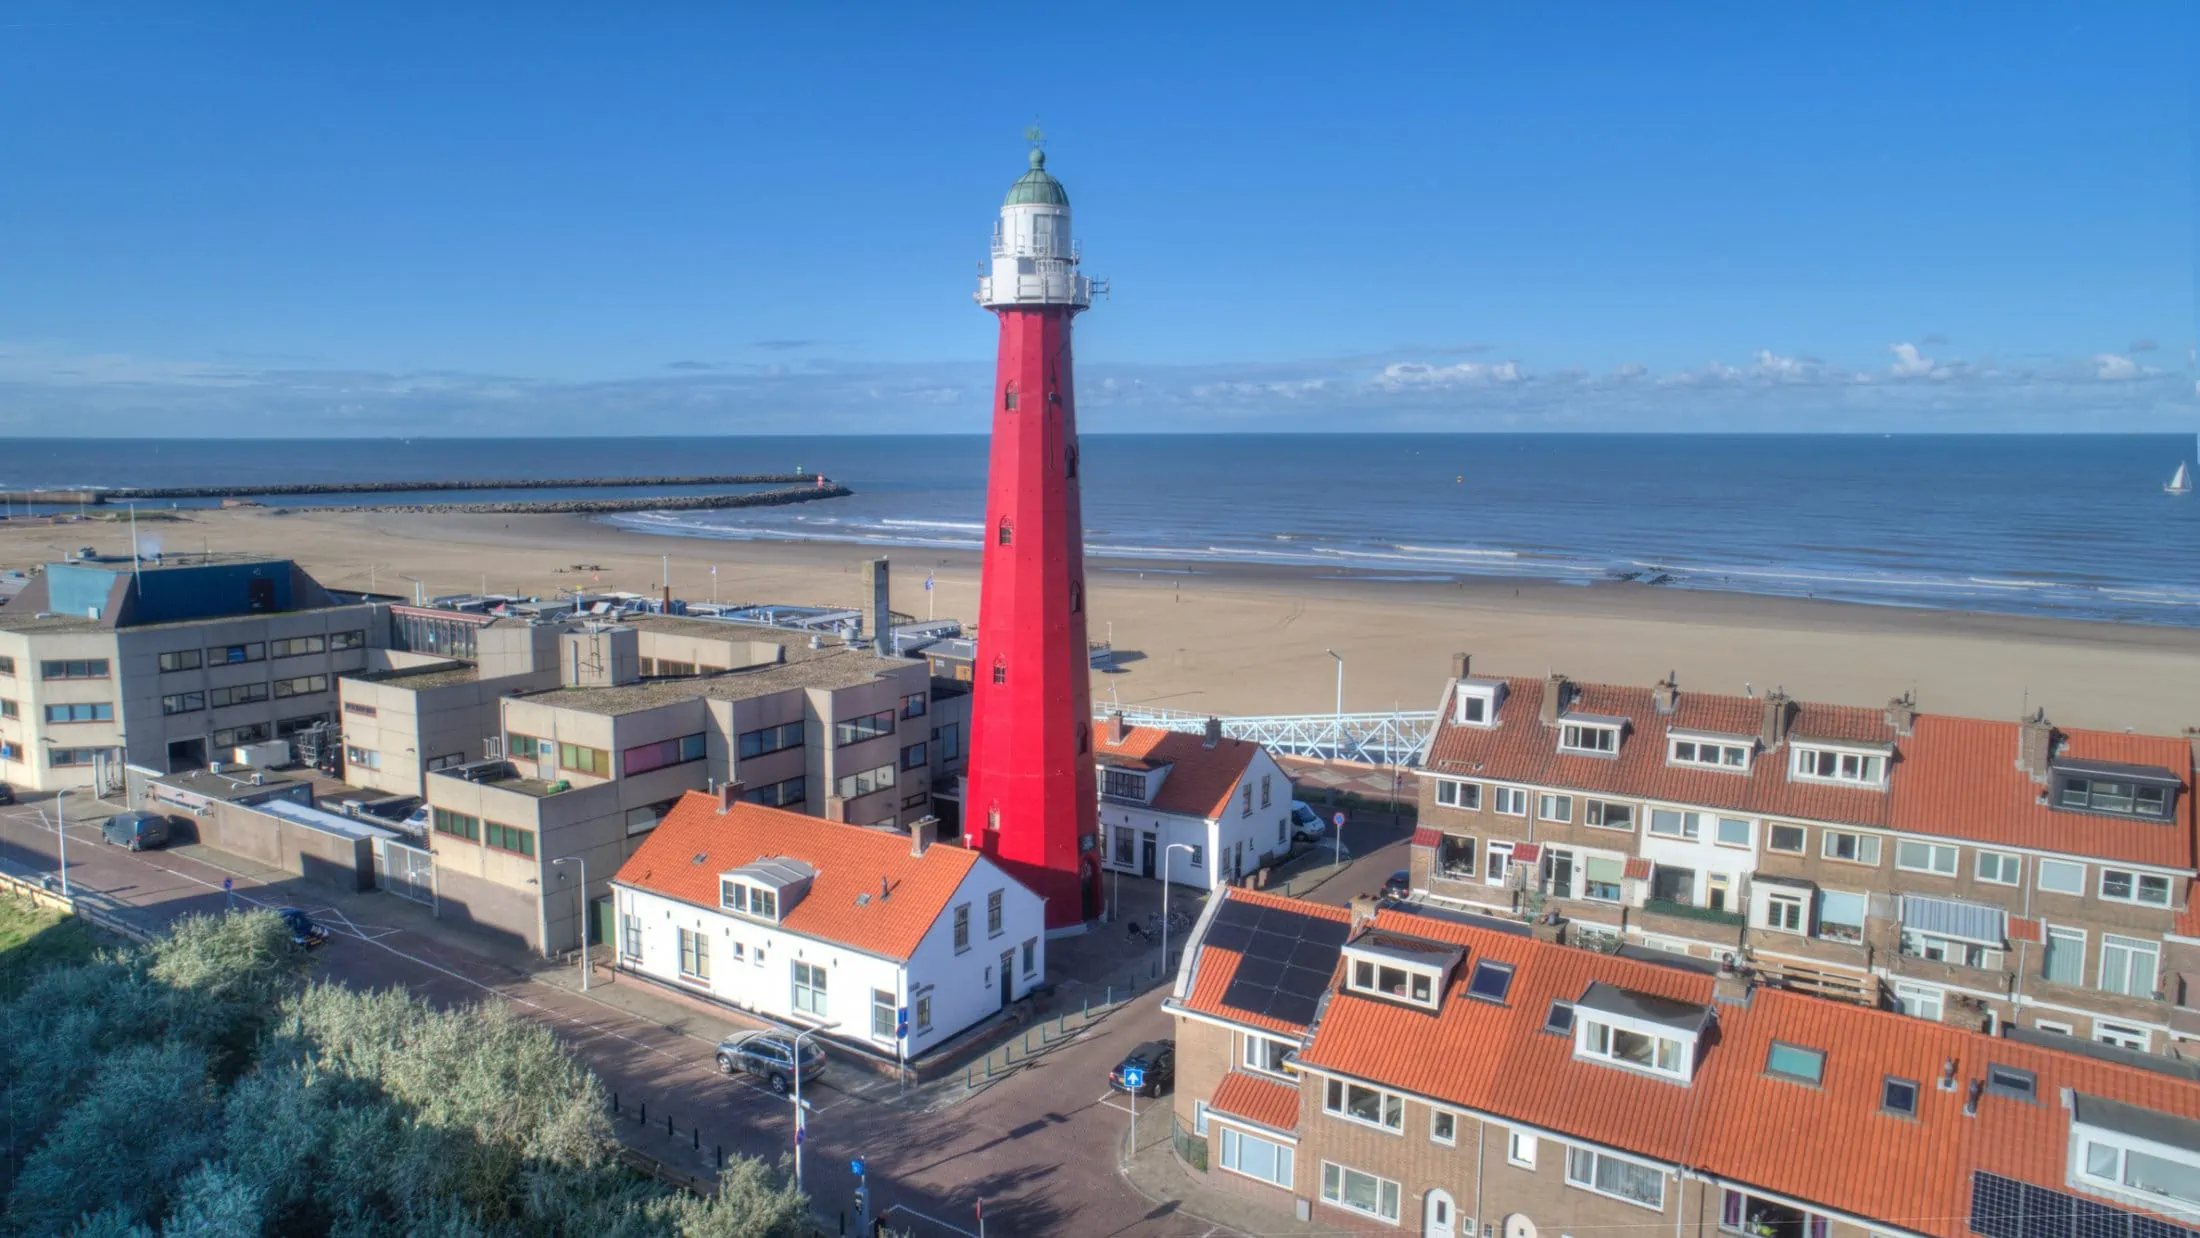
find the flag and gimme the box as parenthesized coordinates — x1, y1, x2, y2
(924, 573, 934, 592)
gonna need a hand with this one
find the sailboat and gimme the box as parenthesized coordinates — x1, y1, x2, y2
(2170, 461, 2194, 495)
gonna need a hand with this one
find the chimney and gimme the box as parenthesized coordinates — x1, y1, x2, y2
(2017, 709, 2055, 781)
(880, 876, 890, 900)
(863, 558, 891, 659)
(826, 794, 847, 822)
(909, 815, 939, 857)
(1712, 956, 1751, 1006)
(1348, 893, 1380, 933)
(1652, 671, 1679, 715)
(717, 782, 742, 814)
(1539, 673, 1568, 725)
(1885, 691, 1918, 736)
(1759, 689, 1794, 750)
(1202, 716, 1222, 749)
(2187, 728, 2200, 773)
(1110, 711, 1128, 745)
(1450, 652, 1472, 679)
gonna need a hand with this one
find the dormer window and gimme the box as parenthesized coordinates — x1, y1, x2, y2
(2070, 1092, 2200, 1220)
(1455, 679, 1506, 727)
(1790, 744, 1889, 788)
(1571, 982, 1709, 1083)
(1559, 720, 1622, 756)
(1102, 768, 1148, 802)
(1669, 733, 1752, 771)
(720, 879, 777, 919)
(719, 858, 813, 924)
(2052, 759, 2180, 822)
(1342, 932, 1461, 1012)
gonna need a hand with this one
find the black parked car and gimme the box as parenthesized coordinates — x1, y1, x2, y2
(100, 810, 172, 851)
(0, 781, 14, 805)
(1109, 1039, 1175, 1097)
(1381, 870, 1412, 900)
(278, 907, 328, 949)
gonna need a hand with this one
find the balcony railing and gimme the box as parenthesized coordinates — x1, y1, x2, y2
(1643, 898, 1744, 926)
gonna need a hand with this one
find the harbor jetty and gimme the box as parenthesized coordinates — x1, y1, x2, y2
(0, 473, 820, 505)
(282, 482, 852, 516)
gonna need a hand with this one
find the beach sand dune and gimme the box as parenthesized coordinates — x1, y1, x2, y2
(7, 508, 2195, 734)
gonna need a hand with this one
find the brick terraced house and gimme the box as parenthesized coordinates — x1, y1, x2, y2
(1168, 885, 2200, 1238)
(1408, 656, 2200, 1054)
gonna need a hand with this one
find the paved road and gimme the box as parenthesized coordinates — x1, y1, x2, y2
(1, 795, 1412, 1237)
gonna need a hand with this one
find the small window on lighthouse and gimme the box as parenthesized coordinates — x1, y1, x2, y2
(1069, 580, 1083, 614)
(1064, 444, 1079, 479)
(1004, 382, 1018, 411)
(992, 658, 1007, 685)
(997, 518, 1013, 547)
(988, 805, 1001, 832)
(1078, 725, 1089, 755)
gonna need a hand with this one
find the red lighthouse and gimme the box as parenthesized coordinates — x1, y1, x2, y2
(964, 142, 1104, 933)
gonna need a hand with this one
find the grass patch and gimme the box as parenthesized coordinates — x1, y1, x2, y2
(0, 894, 118, 996)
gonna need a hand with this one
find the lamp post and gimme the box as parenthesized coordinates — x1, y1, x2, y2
(1160, 841, 1197, 974)
(551, 856, 589, 992)
(39, 740, 69, 898)
(1325, 649, 1344, 761)
(790, 1021, 838, 1195)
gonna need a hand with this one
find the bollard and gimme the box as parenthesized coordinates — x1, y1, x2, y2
(639, 1101, 647, 1125)
(612, 1092, 619, 1115)
(666, 1113, 674, 1138)
(1083, 997, 1090, 1019)
(1107, 984, 1113, 1007)
(716, 1144, 723, 1171)
(692, 1126, 699, 1151)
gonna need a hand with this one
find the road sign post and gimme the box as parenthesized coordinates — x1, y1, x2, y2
(223, 876, 234, 912)
(1332, 811, 1346, 870)
(1121, 1066, 1144, 1167)
(851, 1159, 869, 1233)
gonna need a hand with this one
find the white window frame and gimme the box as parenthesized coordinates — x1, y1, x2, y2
(1576, 1016, 1692, 1081)
(2037, 858, 2087, 895)
(2099, 867, 2174, 908)
(1715, 817, 1752, 848)
(1820, 830, 1882, 866)
(1431, 1107, 1458, 1147)
(1218, 1124, 1295, 1190)
(1508, 1130, 1538, 1168)
(1975, 850, 2021, 886)
(1894, 839, 1959, 876)
(1763, 890, 1807, 935)
(2093, 1021, 2150, 1052)
(1790, 745, 1889, 787)
(2073, 1127, 2200, 1214)
(1322, 1077, 1405, 1133)
(1193, 1100, 1210, 1135)
(1564, 1144, 1668, 1211)
(1321, 1160, 1402, 1223)
(2098, 934, 2160, 999)
(1669, 736, 1751, 770)
(1585, 799, 1634, 830)
(2034, 1020, 2074, 1035)
(1434, 779, 1482, 810)
(1243, 1032, 1296, 1077)
(1486, 841, 1513, 888)
(1893, 981, 1943, 1022)
(1559, 723, 1620, 755)
(1538, 793, 1573, 823)
(1494, 786, 1529, 816)
(1767, 823, 1807, 854)
(1648, 808, 1702, 840)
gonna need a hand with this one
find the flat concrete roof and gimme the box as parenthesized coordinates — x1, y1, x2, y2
(347, 660, 480, 690)
(519, 645, 919, 716)
(149, 765, 313, 803)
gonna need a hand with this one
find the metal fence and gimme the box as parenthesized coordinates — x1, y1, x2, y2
(1094, 706, 1436, 766)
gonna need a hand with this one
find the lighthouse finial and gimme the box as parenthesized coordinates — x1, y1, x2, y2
(1025, 123, 1045, 167)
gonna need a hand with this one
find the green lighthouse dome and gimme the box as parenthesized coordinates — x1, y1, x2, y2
(1004, 147, 1069, 207)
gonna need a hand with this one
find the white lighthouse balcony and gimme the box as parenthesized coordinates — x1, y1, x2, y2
(977, 262, 1094, 309)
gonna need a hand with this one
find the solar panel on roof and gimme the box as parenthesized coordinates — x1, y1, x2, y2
(1235, 956, 1286, 987)
(1215, 901, 1348, 1024)
(1203, 922, 1255, 953)
(1969, 1171, 2200, 1238)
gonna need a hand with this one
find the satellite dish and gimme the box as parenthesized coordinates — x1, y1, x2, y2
(1505, 1214, 1537, 1238)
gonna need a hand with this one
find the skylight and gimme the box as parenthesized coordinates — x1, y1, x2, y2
(1765, 1041, 1825, 1086)
(1467, 960, 1515, 1004)
(1986, 1064, 2037, 1102)
(1882, 1076, 1919, 1117)
(1543, 1000, 1575, 1035)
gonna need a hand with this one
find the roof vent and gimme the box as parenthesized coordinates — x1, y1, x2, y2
(856, 892, 871, 906)
(880, 876, 890, 901)
(691, 852, 709, 865)
(1938, 1057, 1959, 1092)
(1652, 671, 1678, 714)
(1964, 1079, 1983, 1117)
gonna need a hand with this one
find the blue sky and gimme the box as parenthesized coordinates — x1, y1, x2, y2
(0, 1, 2191, 435)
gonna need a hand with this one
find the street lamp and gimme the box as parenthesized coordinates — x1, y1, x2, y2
(1325, 649, 1344, 760)
(790, 1020, 839, 1195)
(551, 856, 589, 992)
(39, 739, 69, 898)
(1160, 841, 1198, 973)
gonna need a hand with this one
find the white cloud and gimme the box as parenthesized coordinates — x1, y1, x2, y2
(1888, 342, 1936, 377)
(1371, 360, 1522, 390)
(2092, 353, 2143, 381)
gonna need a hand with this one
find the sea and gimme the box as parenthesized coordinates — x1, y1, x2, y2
(5, 434, 2197, 627)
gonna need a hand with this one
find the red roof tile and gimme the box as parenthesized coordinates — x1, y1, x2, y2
(611, 791, 984, 961)
(1623, 856, 1654, 880)
(1425, 677, 2195, 868)
(1209, 1071, 1302, 1134)
(1094, 725, 1264, 819)
(1411, 827, 1442, 848)
(1291, 904, 2200, 1237)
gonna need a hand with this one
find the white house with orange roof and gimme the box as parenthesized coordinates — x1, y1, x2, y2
(610, 787, 1045, 1057)
(1095, 714, 1296, 893)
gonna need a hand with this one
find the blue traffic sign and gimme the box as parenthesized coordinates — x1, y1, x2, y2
(1122, 1066, 1145, 1091)
(1332, 812, 1346, 827)
(222, 877, 233, 890)
(850, 1158, 866, 1177)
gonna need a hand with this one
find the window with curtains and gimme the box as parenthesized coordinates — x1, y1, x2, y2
(1721, 1190, 1829, 1238)
(1582, 855, 1624, 902)
(2042, 926, 2086, 987)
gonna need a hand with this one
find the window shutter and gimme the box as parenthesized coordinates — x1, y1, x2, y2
(1586, 856, 1624, 884)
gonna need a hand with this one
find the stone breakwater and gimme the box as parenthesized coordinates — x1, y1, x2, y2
(106, 473, 819, 500)
(279, 484, 853, 516)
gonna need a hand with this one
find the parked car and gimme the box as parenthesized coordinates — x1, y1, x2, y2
(1109, 1039, 1176, 1097)
(278, 907, 329, 949)
(1289, 800, 1325, 842)
(715, 1031, 826, 1095)
(0, 781, 15, 805)
(100, 810, 172, 851)
(1381, 869, 1412, 900)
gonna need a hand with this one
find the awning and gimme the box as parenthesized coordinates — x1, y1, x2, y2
(1900, 894, 2006, 946)
(1585, 856, 1624, 884)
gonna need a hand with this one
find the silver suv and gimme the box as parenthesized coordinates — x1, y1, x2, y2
(714, 1030, 826, 1094)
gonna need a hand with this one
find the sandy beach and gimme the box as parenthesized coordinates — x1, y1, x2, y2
(6, 506, 2197, 735)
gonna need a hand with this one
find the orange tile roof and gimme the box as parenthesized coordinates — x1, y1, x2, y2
(1095, 725, 1264, 819)
(1180, 888, 1353, 1038)
(611, 791, 983, 961)
(1209, 1071, 1302, 1134)
(1291, 904, 2200, 1237)
(1890, 714, 2193, 869)
(1425, 676, 2195, 868)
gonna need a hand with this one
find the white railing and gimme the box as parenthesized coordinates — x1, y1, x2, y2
(1094, 706, 1437, 767)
